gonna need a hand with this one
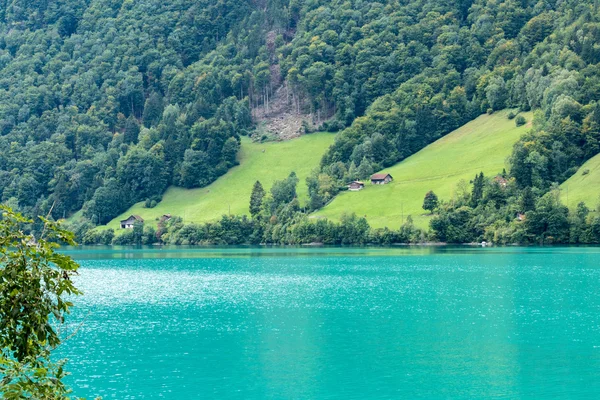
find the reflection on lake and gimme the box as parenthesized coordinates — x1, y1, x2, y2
(60, 247, 600, 399)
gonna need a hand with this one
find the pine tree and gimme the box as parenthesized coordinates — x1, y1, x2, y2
(356, 157, 374, 180)
(123, 116, 140, 144)
(520, 186, 536, 212)
(142, 92, 164, 128)
(51, 174, 69, 218)
(347, 161, 358, 181)
(471, 172, 485, 207)
(250, 180, 265, 217)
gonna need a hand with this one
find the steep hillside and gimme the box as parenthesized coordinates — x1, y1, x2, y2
(560, 154, 600, 210)
(3, 0, 600, 246)
(314, 110, 533, 229)
(103, 133, 335, 230)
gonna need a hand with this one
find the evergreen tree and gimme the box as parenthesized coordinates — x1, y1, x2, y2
(422, 191, 439, 214)
(142, 92, 165, 128)
(250, 180, 265, 217)
(520, 187, 536, 212)
(123, 116, 140, 144)
(51, 174, 70, 219)
(347, 161, 358, 181)
(471, 172, 485, 207)
(306, 171, 324, 211)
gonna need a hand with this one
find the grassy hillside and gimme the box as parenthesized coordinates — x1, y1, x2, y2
(313, 110, 533, 229)
(560, 153, 600, 210)
(103, 133, 335, 230)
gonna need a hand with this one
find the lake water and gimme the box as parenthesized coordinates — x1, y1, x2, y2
(59, 247, 600, 399)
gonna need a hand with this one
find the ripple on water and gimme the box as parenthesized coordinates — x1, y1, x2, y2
(60, 249, 600, 399)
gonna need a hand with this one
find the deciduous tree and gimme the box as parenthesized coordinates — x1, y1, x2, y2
(0, 206, 83, 398)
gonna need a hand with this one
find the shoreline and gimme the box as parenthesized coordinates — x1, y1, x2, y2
(63, 242, 600, 249)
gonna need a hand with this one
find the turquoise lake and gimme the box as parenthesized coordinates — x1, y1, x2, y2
(59, 246, 600, 399)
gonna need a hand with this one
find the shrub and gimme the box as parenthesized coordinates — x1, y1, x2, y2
(507, 111, 516, 119)
(324, 120, 345, 132)
(301, 120, 313, 134)
(144, 196, 161, 208)
(515, 115, 527, 126)
(112, 229, 135, 245)
(583, 169, 590, 175)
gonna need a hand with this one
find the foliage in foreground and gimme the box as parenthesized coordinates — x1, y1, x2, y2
(0, 207, 83, 399)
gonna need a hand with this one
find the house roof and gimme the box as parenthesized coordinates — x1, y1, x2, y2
(121, 215, 144, 223)
(371, 173, 392, 180)
(349, 181, 364, 185)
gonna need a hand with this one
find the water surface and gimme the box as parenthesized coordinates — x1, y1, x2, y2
(60, 247, 600, 398)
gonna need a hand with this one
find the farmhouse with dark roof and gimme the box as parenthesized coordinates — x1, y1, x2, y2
(370, 173, 393, 185)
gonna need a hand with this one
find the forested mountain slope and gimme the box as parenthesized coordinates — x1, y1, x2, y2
(1, 0, 600, 239)
(304, 2, 600, 211)
(1, 0, 261, 224)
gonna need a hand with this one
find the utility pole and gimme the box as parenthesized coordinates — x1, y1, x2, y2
(401, 202, 404, 224)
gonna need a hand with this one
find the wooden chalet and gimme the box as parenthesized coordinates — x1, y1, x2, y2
(159, 214, 172, 223)
(120, 215, 144, 229)
(347, 181, 365, 191)
(370, 173, 393, 185)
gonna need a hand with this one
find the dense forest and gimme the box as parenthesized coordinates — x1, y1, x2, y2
(2, 0, 600, 244)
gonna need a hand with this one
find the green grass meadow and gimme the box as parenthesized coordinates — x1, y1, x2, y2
(313, 110, 533, 229)
(560, 153, 600, 211)
(103, 132, 335, 230)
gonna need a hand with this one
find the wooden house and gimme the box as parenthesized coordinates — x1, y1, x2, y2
(159, 214, 172, 223)
(370, 173, 393, 185)
(347, 181, 365, 191)
(120, 215, 144, 229)
(494, 175, 509, 188)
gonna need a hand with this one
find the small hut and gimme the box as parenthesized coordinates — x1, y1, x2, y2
(347, 181, 365, 191)
(159, 214, 172, 223)
(370, 173, 393, 185)
(494, 175, 509, 188)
